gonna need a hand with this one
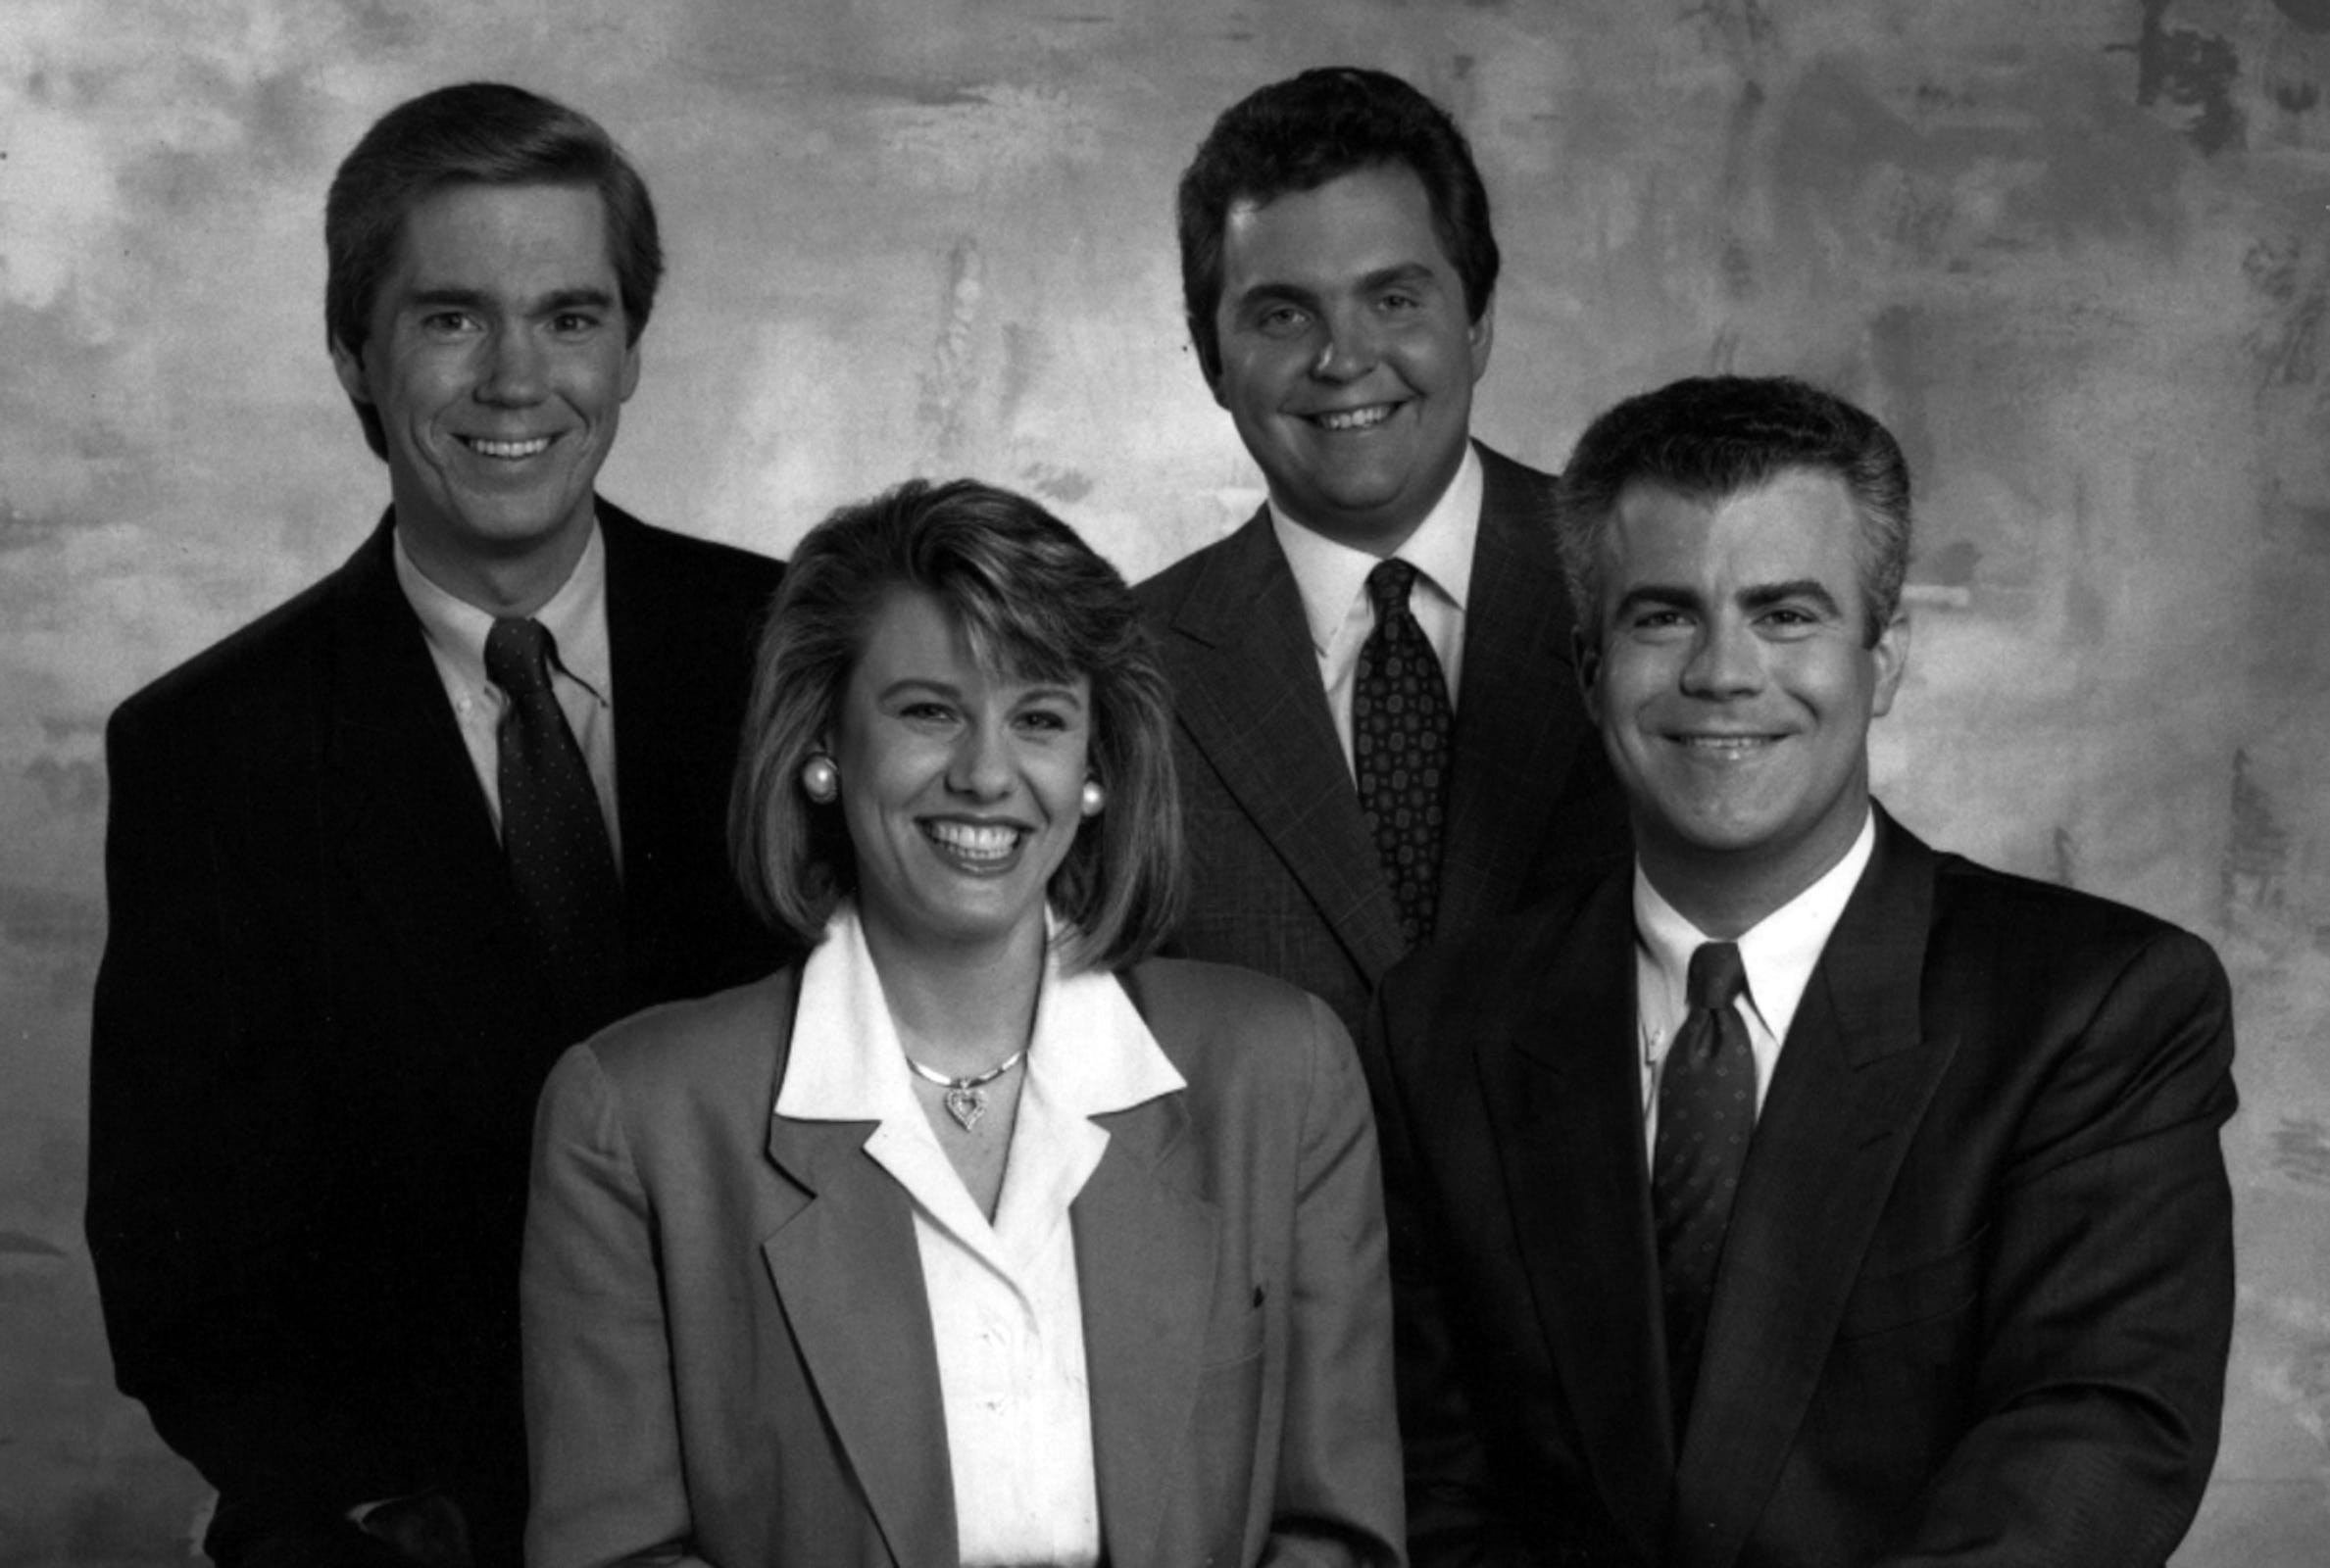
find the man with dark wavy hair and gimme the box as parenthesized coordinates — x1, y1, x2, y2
(86, 83, 782, 1568)
(1139, 66, 1628, 1039)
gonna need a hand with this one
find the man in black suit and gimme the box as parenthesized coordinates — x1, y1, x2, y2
(85, 83, 783, 1568)
(1138, 67, 1628, 1036)
(1366, 375, 2236, 1566)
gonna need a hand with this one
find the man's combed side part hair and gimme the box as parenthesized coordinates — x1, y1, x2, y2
(1176, 66, 1500, 382)
(323, 81, 662, 459)
(1554, 374, 1913, 647)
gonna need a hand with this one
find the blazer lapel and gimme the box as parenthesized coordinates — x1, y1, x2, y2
(1437, 448, 1601, 937)
(601, 503, 745, 994)
(1666, 816, 1957, 1568)
(762, 1112, 959, 1568)
(1162, 511, 1408, 983)
(1074, 1091, 1218, 1568)
(1482, 868, 1671, 1560)
(321, 517, 547, 1068)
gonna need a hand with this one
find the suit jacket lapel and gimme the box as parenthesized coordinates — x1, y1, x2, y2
(1483, 868, 1671, 1560)
(1437, 447, 1599, 937)
(762, 1111, 959, 1568)
(602, 503, 739, 995)
(1163, 511, 1408, 982)
(322, 516, 546, 1068)
(1667, 814, 1957, 1568)
(1074, 1090, 1218, 1568)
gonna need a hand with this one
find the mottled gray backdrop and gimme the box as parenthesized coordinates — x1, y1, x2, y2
(3, 1, 2326, 1562)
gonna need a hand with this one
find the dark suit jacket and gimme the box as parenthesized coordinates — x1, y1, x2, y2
(86, 503, 785, 1568)
(1135, 443, 1630, 1038)
(521, 956, 1402, 1568)
(1364, 808, 2237, 1568)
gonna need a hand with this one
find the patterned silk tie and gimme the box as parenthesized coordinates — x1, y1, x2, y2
(1652, 939, 1755, 1443)
(1352, 559, 1454, 952)
(484, 617, 622, 1034)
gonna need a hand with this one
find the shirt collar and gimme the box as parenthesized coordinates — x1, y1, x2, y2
(776, 902, 1185, 1124)
(1632, 809, 1877, 1046)
(1269, 442, 1482, 656)
(390, 518, 612, 707)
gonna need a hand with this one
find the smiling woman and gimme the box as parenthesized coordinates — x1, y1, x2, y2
(831, 586, 1096, 976)
(519, 478, 1404, 1568)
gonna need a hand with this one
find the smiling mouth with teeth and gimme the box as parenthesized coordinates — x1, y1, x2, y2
(1677, 735, 1777, 754)
(925, 820, 1024, 862)
(464, 435, 554, 460)
(1312, 404, 1397, 432)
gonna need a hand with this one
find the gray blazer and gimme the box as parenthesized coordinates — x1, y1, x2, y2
(522, 956, 1403, 1568)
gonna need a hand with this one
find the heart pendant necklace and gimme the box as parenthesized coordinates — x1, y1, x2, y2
(906, 1048, 1027, 1132)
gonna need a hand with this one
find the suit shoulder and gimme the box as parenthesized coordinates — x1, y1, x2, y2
(623, 514, 783, 579)
(109, 567, 345, 744)
(1120, 956, 1352, 1091)
(580, 967, 798, 1102)
(1132, 531, 1232, 618)
(1474, 441, 1557, 495)
(1125, 955, 1339, 1027)
(1931, 850, 2218, 970)
(612, 512, 783, 605)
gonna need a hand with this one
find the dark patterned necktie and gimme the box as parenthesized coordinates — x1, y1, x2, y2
(1352, 559, 1453, 951)
(1653, 940, 1754, 1444)
(484, 617, 622, 1033)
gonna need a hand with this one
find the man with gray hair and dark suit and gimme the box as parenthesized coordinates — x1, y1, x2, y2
(1138, 66, 1629, 1037)
(1367, 374, 2235, 1566)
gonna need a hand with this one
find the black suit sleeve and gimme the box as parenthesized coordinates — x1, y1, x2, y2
(1876, 927, 2237, 1568)
(86, 696, 412, 1556)
(1361, 983, 1544, 1568)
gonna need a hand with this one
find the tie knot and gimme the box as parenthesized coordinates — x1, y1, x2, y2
(485, 616, 558, 698)
(1365, 558, 1418, 616)
(1685, 941, 1747, 1011)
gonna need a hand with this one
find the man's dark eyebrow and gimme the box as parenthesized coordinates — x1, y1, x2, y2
(398, 284, 618, 316)
(1230, 278, 1322, 316)
(1611, 584, 1700, 619)
(403, 285, 494, 315)
(1742, 579, 1843, 616)
(537, 286, 618, 315)
(1234, 264, 1440, 315)
(1357, 262, 1441, 293)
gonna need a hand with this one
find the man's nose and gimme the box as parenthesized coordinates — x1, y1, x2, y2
(476, 326, 547, 404)
(1680, 616, 1764, 696)
(1311, 305, 1383, 383)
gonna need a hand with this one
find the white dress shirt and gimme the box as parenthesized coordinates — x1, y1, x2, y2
(392, 521, 620, 858)
(1633, 811, 1877, 1163)
(775, 904, 1187, 1567)
(1269, 444, 1483, 776)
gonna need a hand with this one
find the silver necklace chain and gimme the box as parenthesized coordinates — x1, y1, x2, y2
(905, 1048, 1027, 1131)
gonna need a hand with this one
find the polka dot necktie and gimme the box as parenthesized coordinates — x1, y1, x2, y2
(1652, 940, 1754, 1444)
(1352, 559, 1453, 952)
(484, 617, 621, 1034)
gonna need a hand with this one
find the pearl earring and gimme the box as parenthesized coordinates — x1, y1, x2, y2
(801, 754, 838, 804)
(1080, 779, 1106, 817)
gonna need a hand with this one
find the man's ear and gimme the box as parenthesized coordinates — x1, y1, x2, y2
(1572, 624, 1604, 727)
(329, 337, 372, 407)
(1466, 294, 1495, 385)
(1868, 608, 1910, 719)
(1195, 319, 1229, 410)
